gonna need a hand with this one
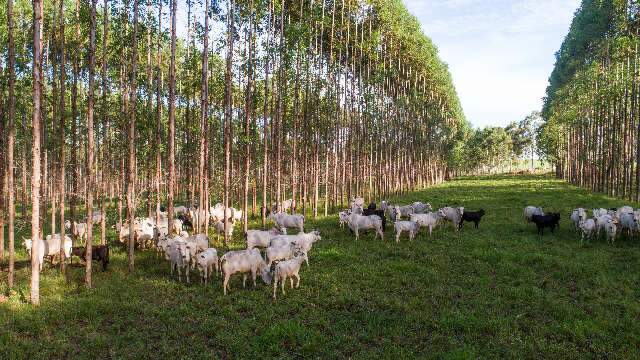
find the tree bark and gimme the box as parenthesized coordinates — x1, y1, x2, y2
(7, 0, 17, 288)
(31, 0, 44, 305)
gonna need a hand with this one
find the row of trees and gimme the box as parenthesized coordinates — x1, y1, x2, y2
(447, 111, 540, 175)
(0, 0, 466, 304)
(540, 0, 640, 199)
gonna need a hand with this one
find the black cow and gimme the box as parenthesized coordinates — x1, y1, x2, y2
(531, 213, 561, 235)
(70, 245, 110, 271)
(177, 214, 194, 231)
(459, 209, 486, 229)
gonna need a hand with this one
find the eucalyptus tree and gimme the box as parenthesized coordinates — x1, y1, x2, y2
(1, 0, 469, 301)
(30, 0, 44, 305)
(6, 0, 17, 288)
(541, 0, 639, 199)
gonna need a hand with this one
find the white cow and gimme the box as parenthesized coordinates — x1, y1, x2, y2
(23, 234, 73, 272)
(220, 249, 272, 295)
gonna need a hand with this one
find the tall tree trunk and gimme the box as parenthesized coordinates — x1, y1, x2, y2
(155, 0, 163, 238)
(70, 0, 80, 241)
(243, 0, 255, 232)
(167, 0, 177, 235)
(85, 0, 98, 287)
(100, 0, 109, 245)
(198, 0, 210, 236)
(7, 0, 17, 288)
(125, 0, 139, 273)
(223, 0, 235, 246)
(58, 0, 67, 272)
(261, 0, 273, 229)
(31, 0, 44, 305)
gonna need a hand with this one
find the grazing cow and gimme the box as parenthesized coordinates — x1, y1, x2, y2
(220, 249, 272, 295)
(531, 213, 561, 235)
(269, 230, 321, 258)
(459, 209, 486, 229)
(72, 245, 110, 271)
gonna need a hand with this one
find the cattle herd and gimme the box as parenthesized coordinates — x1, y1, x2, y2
(148, 203, 323, 299)
(525, 205, 640, 243)
(23, 194, 634, 299)
(338, 197, 485, 242)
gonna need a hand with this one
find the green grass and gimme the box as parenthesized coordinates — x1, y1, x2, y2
(1, 174, 640, 358)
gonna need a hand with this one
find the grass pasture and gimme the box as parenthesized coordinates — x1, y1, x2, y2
(1, 174, 639, 358)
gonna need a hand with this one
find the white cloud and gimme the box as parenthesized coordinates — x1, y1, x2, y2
(404, 0, 580, 128)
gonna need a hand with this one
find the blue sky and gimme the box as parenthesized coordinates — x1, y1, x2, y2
(403, 0, 580, 128)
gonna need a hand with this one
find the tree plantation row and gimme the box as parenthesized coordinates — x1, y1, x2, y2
(0, 0, 467, 305)
(540, 1, 640, 199)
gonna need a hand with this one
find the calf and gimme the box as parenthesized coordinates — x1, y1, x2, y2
(196, 248, 219, 284)
(459, 209, 486, 229)
(394, 221, 420, 242)
(531, 213, 561, 235)
(273, 253, 308, 300)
